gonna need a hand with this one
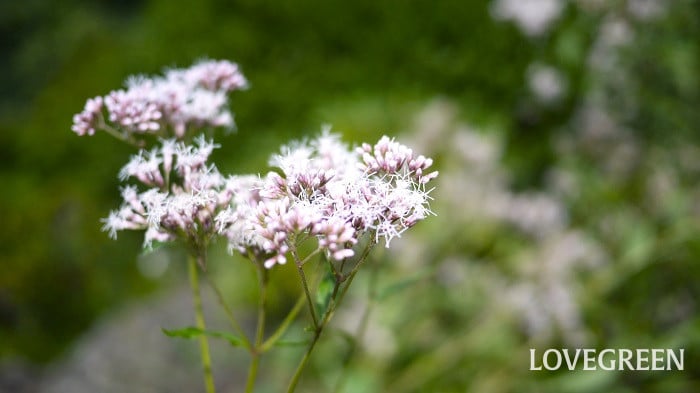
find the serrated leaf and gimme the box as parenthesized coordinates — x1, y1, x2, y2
(162, 326, 244, 347)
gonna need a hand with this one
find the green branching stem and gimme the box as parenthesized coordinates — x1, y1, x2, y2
(286, 329, 321, 393)
(245, 260, 268, 393)
(286, 239, 376, 393)
(203, 274, 252, 352)
(98, 116, 143, 148)
(299, 247, 322, 266)
(336, 239, 376, 306)
(188, 253, 216, 393)
(260, 293, 306, 352)
(333, 261, 380, 393)
(291, 243, 320, 330)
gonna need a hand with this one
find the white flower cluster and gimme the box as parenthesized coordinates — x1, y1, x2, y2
(102, 137, 235, 249)
(72, 60, 247, 139)
(216, 131, 438, 268)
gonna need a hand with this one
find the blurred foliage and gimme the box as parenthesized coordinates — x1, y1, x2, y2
(1, 0, 531, 362)
(1, 0, 699, 392)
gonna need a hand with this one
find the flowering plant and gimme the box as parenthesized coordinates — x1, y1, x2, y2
(73, 59, 437, 393)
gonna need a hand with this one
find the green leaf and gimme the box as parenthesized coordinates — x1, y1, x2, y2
(315, 264, 335, 316)
(162, 326, 244, 347)
(162, 326, 202, 338)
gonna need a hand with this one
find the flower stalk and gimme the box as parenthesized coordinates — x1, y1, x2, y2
(188, 253, 216, 393)
(245, 259, 268, 393)
(74, 60, 437, 393)
(286, 241, 375, 393)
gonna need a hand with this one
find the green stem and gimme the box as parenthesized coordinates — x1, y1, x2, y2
(333, 262, 379, 393)
(261, 256, 327, 353)
(188, 254, 216, 393)
(260, 293, 305, 352)
(336, 240, 375, 306)
(286, 241, 375, 393)
(245, 354, 260, 393)
(286, 330, 321, 393)
(299, 247, 322, 266)
(203, 274, 253, 352)
(245, 262, 268, 393)
(291, 245, 319, 329)
(287, 279, 341, 393)
(98, 117, 142, 148)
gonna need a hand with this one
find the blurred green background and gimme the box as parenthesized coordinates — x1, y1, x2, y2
(1, 0, 699, 392)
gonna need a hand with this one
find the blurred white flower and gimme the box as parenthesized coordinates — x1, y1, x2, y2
(332, 298, 397, 360)
(628, 0, 666, 20)
(491, 0, 565, 37)
(394, 100, 610, 346)
(506, 231, 606, 345)
(527, 63, 566, 103)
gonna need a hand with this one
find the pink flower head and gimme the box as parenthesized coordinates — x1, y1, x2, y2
(105, 84, 163, 133)
(180, 59, 249, 92)
(216, 131, 438, 268)
(71, 96, 104, 136)
(72, 59, 247, 142)
(103, 139, 233, 250)
(358, 135, 439, 184)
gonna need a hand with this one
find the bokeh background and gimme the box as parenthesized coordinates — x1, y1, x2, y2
(1, 0, 699, 392)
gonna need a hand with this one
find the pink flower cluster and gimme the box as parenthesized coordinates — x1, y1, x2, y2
(358, 135, 439, 185)
(72, 60, 247, 139)
(72, 97, 104, 136)
(216, 131, 438, 268)
(78, 60, 439, 274)
(102, 137, 235, 249)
